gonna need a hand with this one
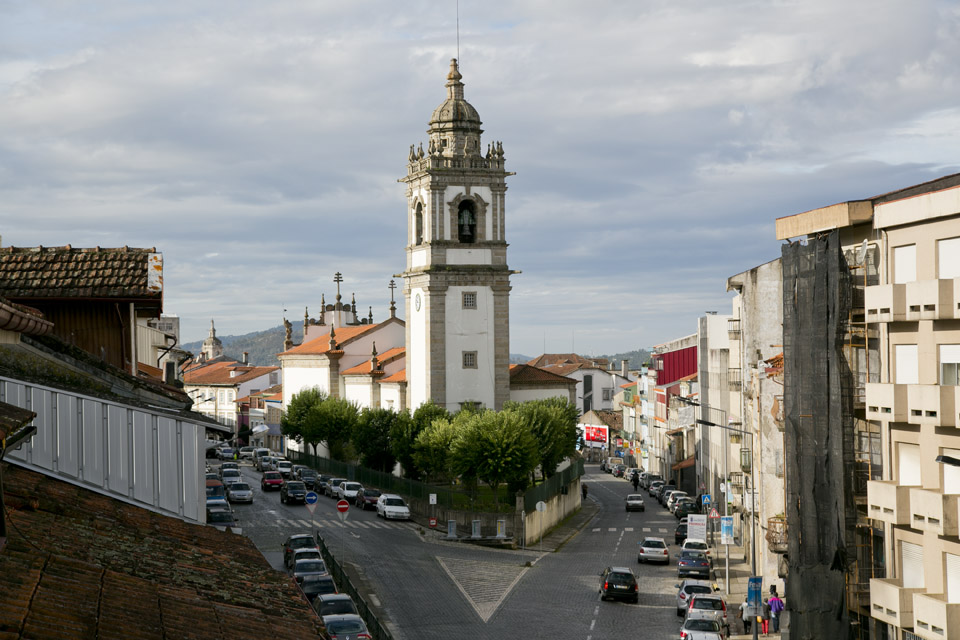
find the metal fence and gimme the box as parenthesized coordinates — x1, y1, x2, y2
(523, 458, 585, 513)
(315, 532, 393, 640)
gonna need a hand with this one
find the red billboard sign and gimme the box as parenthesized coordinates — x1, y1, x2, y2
(583, 425, 608, 444)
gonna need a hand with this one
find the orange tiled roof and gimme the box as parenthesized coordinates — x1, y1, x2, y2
(0, 246, 163, 301)
(509, 363, 578, 386)
(526, 353, 609, 369)
(183, 364, 278, 386)
(342, 347, 406, 376)
(380, 369, 406, 383)
(137, 362, 163, 380)
(278, 323, 383, 356)
(266, 393, 282, 401)
(0, 464, 324, 639)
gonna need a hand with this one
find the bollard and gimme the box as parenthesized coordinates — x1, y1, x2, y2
(496, 519, 506, 538)
(471, 520, 482, 539)
(446, 519, 457, 539)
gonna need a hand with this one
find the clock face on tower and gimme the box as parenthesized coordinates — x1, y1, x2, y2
(415, 293, 421, 311)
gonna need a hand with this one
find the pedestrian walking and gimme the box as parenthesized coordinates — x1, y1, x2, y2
(769, 593, 784, 632)
(581, 483, 588, 500)
(761, 598, 771, 635)
(739, 598, 751, 635)
(631, 472, 639, 492)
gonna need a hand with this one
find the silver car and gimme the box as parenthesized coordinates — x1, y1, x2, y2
(292, 558, 328, 583)
(675, 579, 716, 616)
(226, 481, 253, 504)
(625, 494, 645, 512)
(637, 536, 670, 564)
(679, 616, 724, 639)
(686, 593, 729, 630)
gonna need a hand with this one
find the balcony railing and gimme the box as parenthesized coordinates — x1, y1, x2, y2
(727, 319, 741, 339)
(728, 367, 742, 391)
(766, 516, 787, 554)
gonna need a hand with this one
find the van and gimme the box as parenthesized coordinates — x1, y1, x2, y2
(206, 479, 227, 508)
(605, 457, 621, 473)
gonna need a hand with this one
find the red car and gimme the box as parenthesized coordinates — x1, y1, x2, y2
(261, 471, 284, 491)
(355, 488, 382, 510)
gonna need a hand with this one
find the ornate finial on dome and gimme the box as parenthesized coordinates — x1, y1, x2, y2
(209, 319, 216, 338)
(320, 293, 326, 325)
(446, 58, 464, 100)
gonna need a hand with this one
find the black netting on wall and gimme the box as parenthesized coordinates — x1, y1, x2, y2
(782, 231, 857, 640)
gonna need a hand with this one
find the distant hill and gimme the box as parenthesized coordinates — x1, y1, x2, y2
(184, 325, 649, 371)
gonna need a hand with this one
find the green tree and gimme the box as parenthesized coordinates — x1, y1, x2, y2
(319, 396, 359, 461)
(413, 417, 456, 482)
(506, 397, 579, 481)
(452, 409, 538, 509)
(354, 407, 399, 472)
(392, 401, 449, 479)
(281, 388, 327, 456)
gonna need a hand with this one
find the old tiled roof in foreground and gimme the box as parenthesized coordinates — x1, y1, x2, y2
(0, 246, 163, 301)
(0, 464, 325, 639)
(509, 363, 578, 386)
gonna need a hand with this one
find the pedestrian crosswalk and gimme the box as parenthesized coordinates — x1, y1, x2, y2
(592, 526, 671, 534)
(273, 517, 411, 531)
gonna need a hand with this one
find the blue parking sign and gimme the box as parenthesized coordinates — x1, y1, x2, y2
(305, 491, 319, 505)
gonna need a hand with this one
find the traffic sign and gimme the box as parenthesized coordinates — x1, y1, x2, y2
(535, 501, 546, 512)
(337, 499, 350, 523)
(702, 494, 711, 507)
(304, 491, 319, 514)
(709, 507, 720, 519)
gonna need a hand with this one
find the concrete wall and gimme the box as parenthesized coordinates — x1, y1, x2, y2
(519, 476, 582, 546)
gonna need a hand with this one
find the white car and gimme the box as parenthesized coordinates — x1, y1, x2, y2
(637, 536, 670, 564)
(682, 539, 712, 562)
(376, 494, 411, 520)
(667, 490, 689, 512)
(220, 468, 243, 487)
(337, 482, 363, 501)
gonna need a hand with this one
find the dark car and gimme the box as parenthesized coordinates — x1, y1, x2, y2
(282, 533, 319, 568)
(314, 593, 358, 618)
(298, 468, 318, 489)
(675, 499, 699, 519)
(321, 614, 371, 640)
(657, 484, 677, 505)
(316, 474, 333, 494)
(355, 488, 382, 510)
(325, 477, 346, 498)
(292, 558, 328, 583)
(677, 550, 711, 579)
(599, 566, 639, 603)
(613, 464, 627, 478)
(281, 480, 308, 504)
(261, 471, 284, 491)
(300, 574, 337, 603)
(206, 506, 238, 529)
(675, 522, 688, 545)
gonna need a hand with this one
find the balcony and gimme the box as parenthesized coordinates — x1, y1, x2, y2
(727, 319, 741, 340)
(867, 383, 908, 423)
(907, 385, 959, 428)
(728, 367, 742, 391)
(766, 516, 787, 554)
(867, 480, 912, 526)
(870, 577, 923, 630)
(908, 487, 959, 537)
(866, 283, 906, 323)
(904, 279, 957, 322)
(913, 593, 960, 640)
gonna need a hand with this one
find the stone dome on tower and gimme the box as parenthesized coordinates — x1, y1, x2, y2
(201, 319, 223, 360)
(429, 58, 482, 129)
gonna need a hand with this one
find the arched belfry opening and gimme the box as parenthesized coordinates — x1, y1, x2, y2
(415, 202, 424, 245)
(457, 200, 476, 243)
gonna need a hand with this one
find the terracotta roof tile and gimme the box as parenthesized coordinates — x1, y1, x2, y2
(0, 464, 325, 639)
(183, 364, 279, 386)
(279, 323, 382, 357)
(0, 246, 162, 301)
(526, 353, 609, 368)
(509, 363, 577, 386)
(342, 347, 406, 376)
(380, 369, 406, 383)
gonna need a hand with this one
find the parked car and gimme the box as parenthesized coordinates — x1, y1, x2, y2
(205, 472, 219, 482)
(261, 471, 284, 491)
(290, 547, 323, 567)
(276, 460, 294, 479)
(376, 494, 410, 520)
(677, 550, 711, 579)
(598, 566, 639, 603)
(314, 594, 358, 618)
(220, 468, 243, 487)
(613, 463, 627, 478)
(206, 479, 228, 509)
(216, 447, 235, 460)
(255, 455, 272, 471)
(300, 574, 337, 603)
(282, 533, 319, 568)
(219, 461, 239, 474)
(355, 488, 382, 510)
(624, 494, 645, 512)
(676, 499, 699, 519)
(685, 593, 729, 631)
(642, 473, 662, 489)
(658, 484, 677, 505)
(292, 558, 328, 583)
(253, 447, 270, 464)
(325, 477, 346, 498)
(648, 480, 665, 496)
(637, 537, 670, 564)
(206, 506, 238, 529)
(238, 446, 256, 460)
(316, 474, 333, 494)
(297, 468, 318, 488)
(321, 614, 372, 640)
(675, 522, 689, 545)
(681, 539, 712, 564)
(679, 616, 724, 640)
(281, 480, 308, 504)
(675, 579, 717, 616)
(337, 481, 363, 502)
(666, 490, 689, 512)
(226, 481, 254, 504)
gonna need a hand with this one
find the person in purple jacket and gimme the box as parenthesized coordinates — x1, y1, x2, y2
(769, 593, 785, 632)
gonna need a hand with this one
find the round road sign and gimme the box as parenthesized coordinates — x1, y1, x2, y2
(535, 500, 547, 512)
(336, 500, 350, 513)
(305, 491, 319, 505)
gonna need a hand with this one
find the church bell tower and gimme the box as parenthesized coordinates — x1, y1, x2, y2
(401, 59, 514, 412)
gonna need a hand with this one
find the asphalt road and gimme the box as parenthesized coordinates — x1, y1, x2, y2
(221, 460, 708, 639)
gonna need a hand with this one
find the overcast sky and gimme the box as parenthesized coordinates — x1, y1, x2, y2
(2, 1, 959, 356)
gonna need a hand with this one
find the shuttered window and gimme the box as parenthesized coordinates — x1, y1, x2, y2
(947, 553, 960, 603)
(939, 237, 960, 279)
(898, 442, 921, 486)
(902, 541, 924, 589)
(894, 245, 917, 284)
(941, 345, 960, 386)
(896, 345, 919, 385)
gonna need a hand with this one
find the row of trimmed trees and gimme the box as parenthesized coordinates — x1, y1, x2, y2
(280, 390, 579, 506)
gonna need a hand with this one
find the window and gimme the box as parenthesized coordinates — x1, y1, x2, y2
(893, 244, 917, 284)
(415, 202, 424, 245)
(462, 291, 477, 309)
(942, 345, 960, 385)
(895, 344, 919, 384)
(218, 390, 225, 403)
(602, 388, 613, 401)
(457, 201, 476, 243)
(898, 442, 921, 486)
(939, 237, 960, 279)
(462, 351, 477, 368)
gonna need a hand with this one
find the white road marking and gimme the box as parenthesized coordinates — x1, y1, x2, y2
(589, 619, 596, 630)
(369, 594, 380, 607)
(593, 528, 601, 532)
(643, 527, 651, 532)
(608, 528, 616, 532)
(624, 527, 634, 532)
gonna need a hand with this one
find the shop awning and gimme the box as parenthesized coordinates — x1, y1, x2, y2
(665, 427, 684, 436)
(671, 455, 696, 471)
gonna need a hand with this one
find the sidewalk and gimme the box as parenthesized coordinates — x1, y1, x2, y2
(712, 538, 784, 639)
